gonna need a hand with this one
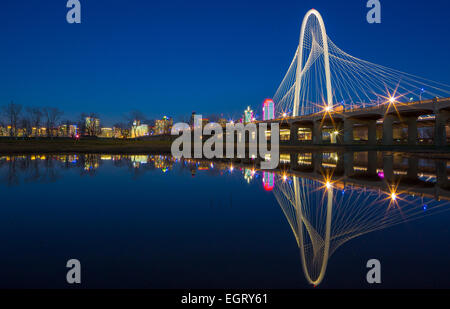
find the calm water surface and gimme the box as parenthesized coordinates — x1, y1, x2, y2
(0, 152, 449, 288)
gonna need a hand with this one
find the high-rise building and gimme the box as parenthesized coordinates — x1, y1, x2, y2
(154, 116, 173, 135)
(244, 106, 254, 123)
(263, 99, 275, 121)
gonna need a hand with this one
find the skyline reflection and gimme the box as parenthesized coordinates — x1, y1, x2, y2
(0, 152, 449, 286)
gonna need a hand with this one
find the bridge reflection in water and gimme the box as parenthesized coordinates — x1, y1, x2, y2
(273, 173, 450, 286)
(225, 151, 450, 286)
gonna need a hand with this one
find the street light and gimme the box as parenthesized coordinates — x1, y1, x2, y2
(419, 88, 425, 102)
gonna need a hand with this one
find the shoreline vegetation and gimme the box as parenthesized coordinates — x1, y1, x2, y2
(1, 137, 450, 159)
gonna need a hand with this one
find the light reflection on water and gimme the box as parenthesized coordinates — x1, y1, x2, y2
(0, 152, 449, 288)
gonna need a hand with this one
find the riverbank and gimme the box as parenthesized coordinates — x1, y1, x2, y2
(1, 138, 450, 159)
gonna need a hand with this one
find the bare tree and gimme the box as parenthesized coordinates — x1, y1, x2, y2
(82, 112, 100, 136)
(114, 122, 129, 139)
(1, 101, 22, 137)
(126, 110, 147, 125)
(43, 107, 63, 137)
(27, 107, 43, 137)
(20, 117, 32, 137)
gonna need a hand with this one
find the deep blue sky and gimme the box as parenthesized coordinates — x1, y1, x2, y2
(0, 0, 449, 125)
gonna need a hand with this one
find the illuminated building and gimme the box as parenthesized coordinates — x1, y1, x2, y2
(244, 169, 255, 183)
(263, 99, 275, 121)
(244, 106, 254, 123)
(85, 117, 100, 136)
(100, 127, 114, 138)
(69, 125, 78, 137)
(131, 120, 149, 138)
(154, 116, 173, 135)
(58, 125, 68, 137)
(263, 172, 275, 191)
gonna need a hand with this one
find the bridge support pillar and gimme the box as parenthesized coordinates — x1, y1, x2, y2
(367, 151, 378, 176)
(334, 122, 344, 144)
(383, 155, 394, 182)
(435, 111, 449, 147)
(383, 115, 395, 145)
(313, 121, 322, 144)
(406, 157, 419, 180)
(312, 152, 323, 173)
(335, 153, 345, 174)
(290, 123, 300, 145)
(290, 153, 299, 170)
(368, 120, 377, 146)
(406, 117, 418, 146)
(343, 119, 354, 144)
(343, 152, 354, 177)
(435, 160, 449, 190)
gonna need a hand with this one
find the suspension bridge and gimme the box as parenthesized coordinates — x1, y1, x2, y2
(258, 9, 450, 147)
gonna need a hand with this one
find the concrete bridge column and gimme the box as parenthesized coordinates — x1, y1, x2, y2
(343, 118, 354, 144)
(435, 160, 449, 189)
(368, 120, 377, 146)
(435, 111, 449, 147)
(335, 152, 345, 174)
(313, 121, 322, 144)
(406, 157, 419, 180)
(290, 123, 300, 145)
(367, 151, 378, 176)
(343, 152, 354, 177)
(290, 153, 299, 170)
(406, 117, 418, 146)
(383, 115, 395, 145)
(334, 122, 344, 144)
(383, 155, 394, 182)
(312, 152, 323, 173)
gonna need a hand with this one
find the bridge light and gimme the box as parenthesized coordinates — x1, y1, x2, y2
(324, 105, 332, 112)
(282, 112, 287, 118)
(282, 174, 287, 182)
(391, 192, 397, 201)
(389, 97, 396, 104)
(325, 181, 332, 189)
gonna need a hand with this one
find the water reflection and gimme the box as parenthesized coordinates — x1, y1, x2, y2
(0, 152, 449, 287)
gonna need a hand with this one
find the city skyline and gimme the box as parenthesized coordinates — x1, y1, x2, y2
(1, 0, 449, 125)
